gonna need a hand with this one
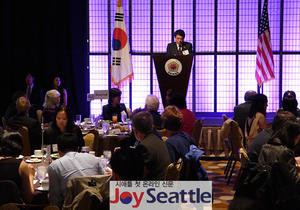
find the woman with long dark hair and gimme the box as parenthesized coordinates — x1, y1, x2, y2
(245, 94, 268, 148)
(52, 76, 67, 106)
(44, 106, 84, 151)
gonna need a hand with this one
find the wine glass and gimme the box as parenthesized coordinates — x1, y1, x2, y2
(75, 114, 81, 126)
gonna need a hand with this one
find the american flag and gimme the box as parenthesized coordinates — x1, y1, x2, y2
(255, 0, 275, 87)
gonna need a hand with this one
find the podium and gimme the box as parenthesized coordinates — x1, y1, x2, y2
(152, 54, 193, 108)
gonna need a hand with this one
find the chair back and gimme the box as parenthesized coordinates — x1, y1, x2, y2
(18, 126, 31, 156)
(156, 129, 167, 138)
(83, 133, 95, 151)
(165, 158, 183, 180)
(84, 129, 100, 156)
(192, 119, 203, 147)
(63, 174, 111, 210)
(228, 120, 244, 159)
(0, 180, 23, 206)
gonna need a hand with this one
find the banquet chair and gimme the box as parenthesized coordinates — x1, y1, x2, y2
(165, 158, 183, 181)
(84, 129, 100, 156)
(63, 174, 111, 210)
(18, 126, 31, 156)
(83, 133, 95, 151)
(192, 119, 203, 148)
(220, 119, 244, 185)
(156, 129, 167, 138)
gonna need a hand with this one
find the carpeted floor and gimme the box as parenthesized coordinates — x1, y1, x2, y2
(201, 160, 241, 210)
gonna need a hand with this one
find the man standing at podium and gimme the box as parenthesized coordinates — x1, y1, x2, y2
(167, 29, 192, 56)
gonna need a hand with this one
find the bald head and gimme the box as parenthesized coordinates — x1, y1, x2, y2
(16, 97, 30, 114)
(244, 90, 257, 102)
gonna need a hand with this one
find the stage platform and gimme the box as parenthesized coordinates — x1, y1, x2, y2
(195, 112, 276, 127)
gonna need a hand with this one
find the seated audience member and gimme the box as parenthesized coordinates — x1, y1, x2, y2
(234, 90, 257, 136)
(248, 111, 296, 162)
(48, 133, 104, 207)
(42, 89, 61, 124)
(256, 120, 300, 209)
(168, 92, 196, 136)
(110, 147, 144, 180)
(5, 90, 26, 121)
(7, 97, 42, 152)
(145, 94, 162, 129)
(277, 90, 300, 117)
(245, 94, 268, 148)
(44, 106, 84, 152)
(133, 111, 170, 180)
(162, 106, 195, 163)
(102, 88, 128, 122)
(0, 132, 35, 203)
(52, 76, 68, 106)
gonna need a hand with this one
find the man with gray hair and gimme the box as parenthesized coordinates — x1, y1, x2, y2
(234, 90, 257, 136)
(133, 111, 170, 180)
(145, 95, 162, 129)
(7, 96, 42, 152)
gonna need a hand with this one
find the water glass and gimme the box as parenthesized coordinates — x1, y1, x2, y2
(75, 114, 81, 126)
(102, 122, 109, 134)
(36, 165, 47, 182)
(121, 113, 127, 123)
(81, 146, 90, 153)
(90, 114, 95, 125)
(103, 150, 112, 161)
(128, 120, 132, 132)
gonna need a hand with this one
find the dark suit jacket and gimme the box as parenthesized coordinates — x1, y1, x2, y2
(233, 101, 253, 134)
(102, 103, 128, 122)
(7, 113, 42, 152)
(166, 42, 193, 56)
(136, 133, 171, 180)
(24, 84, 44, 109)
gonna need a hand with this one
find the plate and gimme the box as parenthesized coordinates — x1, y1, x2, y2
(36, 186, 49, 191)
(26, 159, 42, 163)
(31, 155, 44, 158)
(106, 134, 118, 137)
(16, 155, 24, 159)
(51, 153, 60, 159)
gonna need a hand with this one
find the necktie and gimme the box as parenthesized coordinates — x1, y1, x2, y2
(177, 46, 182, 55)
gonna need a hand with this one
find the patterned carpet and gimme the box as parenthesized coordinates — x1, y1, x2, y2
(201, 160, 241, 210)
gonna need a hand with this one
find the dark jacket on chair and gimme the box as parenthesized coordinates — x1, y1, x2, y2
(165, 131, 195, 163)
